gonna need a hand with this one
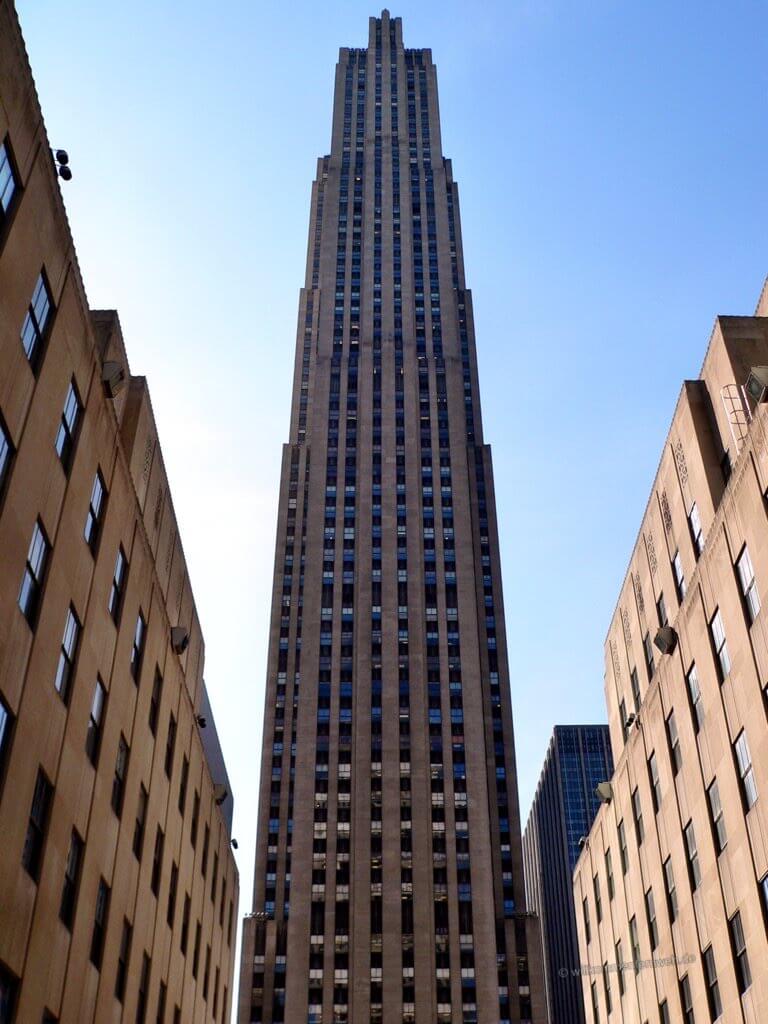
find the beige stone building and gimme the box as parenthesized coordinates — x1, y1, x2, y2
(0, 2, 238, 1021)
(574, 285, 768, 1023)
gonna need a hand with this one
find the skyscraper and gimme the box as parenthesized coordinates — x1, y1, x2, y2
(238, 12, 545, 1024)
(522, 725, 614, 1024)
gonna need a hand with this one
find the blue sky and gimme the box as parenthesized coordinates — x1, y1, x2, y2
(18, 0, 768, 951)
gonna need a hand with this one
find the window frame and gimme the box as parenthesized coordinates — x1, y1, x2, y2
(108, 546, 128, 624)
(709, 609, 730, 681)
(84, 469, 107, 554)
(59, 828, 84, 930)
(54, 604, 81, 704)
(728, 910, 751, 995)
(85, 678, 107, 767)
(54, 378, 82, 475)
(736, 545, 760, 624)
(734, 730, 757, 810)
(672, 549, 686, 601)
(18, 518, 50, 629)
(707, 779, 727, 854)
(22, 767, 53, 882)
(0, 407, 15, 503)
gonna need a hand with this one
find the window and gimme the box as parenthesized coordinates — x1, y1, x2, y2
(54, 605, 80, 704)
(630, 667, 641, 711)
(672, 550, 686, 601)
(149, 668, 163, 735)
(603, 962, 612, 1014)
(0, 694, 13, 786)
(151, 827, 164, 897)
(659, 998, 670, 1024)
(618, 820, 628, 875)
(20, 271, 53, 370)
(55, 380, 82, 473)
(192, 921, 202, 978)
(202, 825, 210, 878)
(90, 878, 110, 968)
(0, 137, 19, 218)
(684, 821, 701, 891)
(131, 611, 146, 681)
(615, 940, 625, 996)
(689, 501, 704, 556)
(665, 710, 682, 776)
(590, 981, 598, 1024)
(736, 546, 760, 623)
(728, 910, 751, 995)
(112, 735, 129, 817)
(19, 520, 49, 627)
(702, 945, 722, 1021)
(84, 470, 106, 553)
(0, 413, 14, 496)
(157, 982, 167, 1024)
(656, 593, 668, 627)
(645, 888, 658, 950)
(0, 962, 19, 1024)
(180, 893, 191, 954)
(686, 663, 704, 733)
(191, 791, 200, 847)
(22, 768, 53, 880)
(734, 731, 757, 809)
(108, 546, 127, 623)
(605, 849, 614, 900)
(115, 918, 132, 1001)
(59, 829, 84, 929)
(164, 714, 176, 777)
(632, 786, 644, 845)
(167, 862, 178, 926)
(710, 609, 730, 680)
(643, 631, 654, 680)
(680, 974, 694, 1024)
(178, 756, 189, 814)
(648, 752, 661, 813)
(210, 852, 218, 903)
(85, 678, 106, 766)
(619, 698, 628, 741)
(663, 857, 678, 923)
(582, 897, 591, 943)
(133, 784, 148, 859)
(137, 953, 151, 1024)
(593, 874, 602, 923)
(707, 780, 727, 853)
(629, 915, 640, 972)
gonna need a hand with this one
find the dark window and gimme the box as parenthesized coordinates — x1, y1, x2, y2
(659, 998, 670, 1024)
(54, 605, 80, 704)
(85, 678, 106, 766)
(729, 910, 751, 994)
(672, 550, 686, 601)
(22, 768, 53, 880)
(59, 829, 84, 929)
(149, 668, 163, 735)
(630, 667, 641, 712)
(644, 888, 658, 950)
(736, 545, 760, 623)
(151, 827, 164, 897)
(0, 412, 14, 496)
(90, 878, 110, 968)
(615, 940, 625, 996)
(688, 501, 704, 556)
(590, 981, 598, 1024)
(111, 735, 129, 817)
(618, 820, 628, 875)
(684, 821, 701, 891)
(180, 893, 191, 954)
(18, 519, 49, 627)
(734, 730, 758, 810)
(663, 857, 678, 923)
(131, 612, 146, 681)
(203, 945, 211, 1001)
(702, 945, 722, 1021)
(686, 663, 704, 732)
(192, 921, 201, 978)
(602, 962, 612, 1014)
(108, 547, 127, 623)
(710, 609, 730, 680)
(115, 918, 132, 1001)
(632, 787, 644, 845)
(666, 710, 682, 776)
(133, 784, 148, 860)
(20, 271, 53, 371)
(582, 897, 590, 943)
(191, 791, 200, 847)
(643, 632, 654, 680)
(656, 593, 668, 627)
(0, 137, 20, 219)
(629, 915, 641, 972)
(648, 752, 661, 813)
(201, 825, 210, 878)
(707, 780, 727, 854)
(137, 953, 151, 1024)
(84, 470, 106, 553)
(0, 694, 15, 786)
(210, 852, 218, 903)
(593, 874, 602, 923)
(0, 961, 19, 1024)
(156, 981, 167, 1024)
(178, 756, 189, 814)
(164, 714, 176, 777)
(679, 974, 694, 1024)
(167, 862, 178, 927)
(54, 380, 82, 473)
(605, 849, 614, 900)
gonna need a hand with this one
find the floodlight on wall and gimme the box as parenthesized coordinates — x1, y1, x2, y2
(101, 361, 126, 398)
(51, 147, 72, 180)
(745, 366, 768, 404)
(195, 714, 207, 729)
(624, 712, 637, 731)
(171, 625, 189, 654)
(654, 625, 677, 656)
(595, 781, 613, 804)
(231, 838, 239, 850)
(214, 784, 229, 806)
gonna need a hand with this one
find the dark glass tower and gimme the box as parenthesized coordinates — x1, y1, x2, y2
(522, 726, 614, 1024)
(238, 11, 546, 1024)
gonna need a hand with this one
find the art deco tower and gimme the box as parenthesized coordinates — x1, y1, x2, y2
(238, 12, 545, 1024)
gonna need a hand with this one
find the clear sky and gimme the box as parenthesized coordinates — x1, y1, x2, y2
(17, 0, 768, 994)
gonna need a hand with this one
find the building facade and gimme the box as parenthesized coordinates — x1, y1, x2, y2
(573, 287, 768, 1023)
(523, 725, 614, 1024)
(0, 3, 238, 1021)
(238, 10, 545, 1024)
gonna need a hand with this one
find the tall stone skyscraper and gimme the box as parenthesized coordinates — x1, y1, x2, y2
(238, 12, 545, 1024)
